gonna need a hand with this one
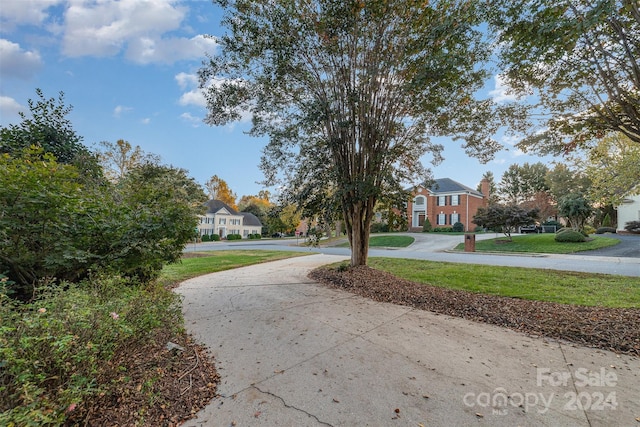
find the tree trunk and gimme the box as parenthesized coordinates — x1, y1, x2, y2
(343, 198, 375, 267)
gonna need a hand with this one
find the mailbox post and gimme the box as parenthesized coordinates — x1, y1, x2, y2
(464, 233, 476, 252)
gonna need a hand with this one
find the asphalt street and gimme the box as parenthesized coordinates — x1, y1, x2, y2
(186, 233, 640, 277)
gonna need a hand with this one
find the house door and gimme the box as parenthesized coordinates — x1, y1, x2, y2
(418, 213, 425, 227)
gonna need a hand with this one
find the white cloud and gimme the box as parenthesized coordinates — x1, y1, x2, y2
(61, 0, 217, 64)
(113, 105, 132, 117)
(489, 74, 518, 103)
(175, 72, 198, 90)
(0, 95, 25, 125)
(0, 39, 43, 78)
(140, 117, 151, 125)
(0, 0, 63, 30)
(180, 112, 201, 127)
(179, 88, 206, 108)
(176, 72, 206, 107)
(126, 34, 217, 65)
(492, 158, 507, 165)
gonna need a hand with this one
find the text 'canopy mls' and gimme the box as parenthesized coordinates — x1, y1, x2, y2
(200, 0, 502, 266)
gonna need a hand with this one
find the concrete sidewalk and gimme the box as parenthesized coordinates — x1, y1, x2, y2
(177, 255, 640, 427)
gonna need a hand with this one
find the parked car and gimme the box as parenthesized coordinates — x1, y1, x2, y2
(519, 224, 542, 233)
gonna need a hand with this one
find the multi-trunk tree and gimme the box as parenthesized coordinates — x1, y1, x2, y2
(200, 0, 502, 266)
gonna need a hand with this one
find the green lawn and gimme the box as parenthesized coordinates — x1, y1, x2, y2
(367, 257, 640, 308)
(339, 234, 415, 248)
(453, 233, 620, 254)
(160, 250, 308, 285)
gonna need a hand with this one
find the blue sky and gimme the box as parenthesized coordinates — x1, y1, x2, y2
(0, 0, 552, 199)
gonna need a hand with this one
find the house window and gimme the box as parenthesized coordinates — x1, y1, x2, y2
(451, 195, 460, 206)
(414, 196, 425, 206)
(451, 213, 460, 224)
(437, 196, 446, 206)
(437, 213, 446, 225)
(219, 218, 226, 225)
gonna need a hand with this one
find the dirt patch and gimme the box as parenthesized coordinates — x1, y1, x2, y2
(309, 265, 640, 357)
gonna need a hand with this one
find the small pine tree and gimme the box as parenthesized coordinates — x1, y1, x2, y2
(422, 217, 432, 232)
(602, 213, 612, 227)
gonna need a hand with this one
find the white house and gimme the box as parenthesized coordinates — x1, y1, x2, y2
(616, 194, 640, 232)
(198, 200, 262, 239)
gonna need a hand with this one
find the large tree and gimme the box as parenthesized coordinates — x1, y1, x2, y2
(96, 139, 160, 183)
(585, 133, 640, 205)
(498, 162, 550, 204)
(0, 89, 102, 182)
(204, 174, 237, 209)
(200, 0, 501, 266)
(492, 0, 640, 154)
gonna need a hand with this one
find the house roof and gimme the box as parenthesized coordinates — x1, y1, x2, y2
(241, 212, 263, 227)
(427, 178, 484, 197)
(204, 200, 239, 215)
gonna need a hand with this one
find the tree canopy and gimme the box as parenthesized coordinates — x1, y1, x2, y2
(96, 139, 160, 183)
(200, 0, 501, 265)
(492, 0, 640, 154)
(205, 174, 238, 209)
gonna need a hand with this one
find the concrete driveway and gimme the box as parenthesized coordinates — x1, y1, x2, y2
(178, 255, 640, 427)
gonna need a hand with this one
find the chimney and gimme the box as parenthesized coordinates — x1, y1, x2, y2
(480, 178, 490, 203)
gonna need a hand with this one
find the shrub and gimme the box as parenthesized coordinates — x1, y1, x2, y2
(433, 227, 453, 232)
(452, 222, 464, 232)
(226, 234, 242, 240)
(602, 213, 612, 227)
(0, 276, 182, 426)
(474, 226, 484, 232)
(624, 221, 640, 234)
(595, 227, 617, 234)
(582, 225, 596, 235)
(556, 227, 571, 234)
(370, 222, 389, 233)
(211, 234, 221, 241)
(422, 218, 432, 232)
(201, 234, 210, 242)
(555, 229, 587, 243)
(248, 233, 262, 239)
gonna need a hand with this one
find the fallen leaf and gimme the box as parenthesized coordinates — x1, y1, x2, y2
(333, 398, 340, 403)
(274, 369, 285, 374)
(394, 408, 400, 414)
(475, 413, 484, 418)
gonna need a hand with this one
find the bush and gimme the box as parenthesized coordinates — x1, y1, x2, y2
(602, 213, 612, 227)
(474, 226, 484, 232)
(556, 227, 571, 234)
(248, 233, 262, 239)
(624, 221, 640, 234)
(226, 234, 242, 240)
(370, 222, 389, 233)
(582, 225, 596, 235)
(555, 229, 587, 243)
(422, 218, 432, 232)
(433, 227, 453, 232)
(452, 222, 464, 232)
(595, 227, 617, 234)
(211, 234, 221, 241)
(0, 276, 182, 426)
(201, 234, 210, 242)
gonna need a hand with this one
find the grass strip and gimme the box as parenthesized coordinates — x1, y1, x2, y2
(454, 233, 619, 254)
(367, 257, 640, 308)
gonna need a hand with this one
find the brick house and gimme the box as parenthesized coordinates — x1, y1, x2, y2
(407, 178, 490, 232)
(198, 200, 263, 239)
